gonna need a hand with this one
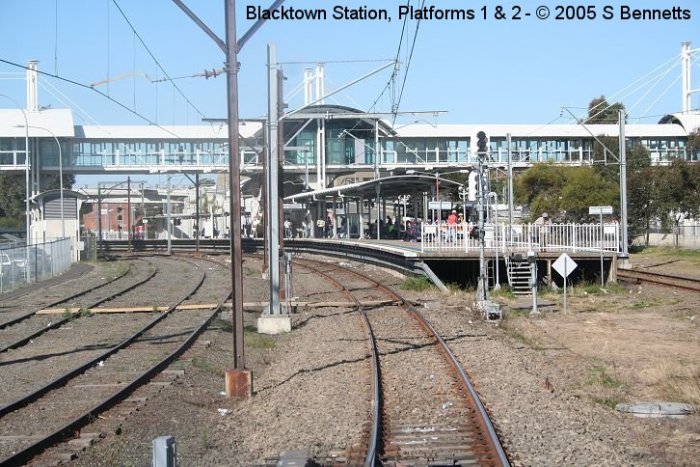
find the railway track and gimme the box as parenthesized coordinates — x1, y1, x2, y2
(0, 256, 229, 465)
(0, 259, 157, 354)
(0, 262, 131, 330)
(295, 259, 509, 466)
(618, 268, 700, 293)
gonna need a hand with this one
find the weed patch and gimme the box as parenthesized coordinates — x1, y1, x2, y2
(586, 365, 625, 389)
(244, 327, 276, 349)
(213, 319, 233, 333)
(191, 357, 222, 377)
(491, 286, 516, 300)
(400, 276, 433, 292)
(592, 396, 621, 410)
(632, 297, 681, 309)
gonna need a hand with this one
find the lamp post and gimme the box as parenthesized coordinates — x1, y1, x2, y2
(458, 185, 467, 222)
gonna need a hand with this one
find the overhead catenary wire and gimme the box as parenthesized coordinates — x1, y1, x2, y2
(0, 57, 182, 139)
(368, 0, 410, 113)
(110, 0, 207, 120)
(393, 0, 426, 125)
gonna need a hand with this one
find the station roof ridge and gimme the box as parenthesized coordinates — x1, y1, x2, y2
(393, 121, 689, 138)
(0, 108, 74, 137)
(75, 120, 263, 140)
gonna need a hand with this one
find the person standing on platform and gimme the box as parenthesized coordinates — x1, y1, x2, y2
(303, 210, 312, 238)
(446, 209, 458, 242)
(533, 212, 551, 249)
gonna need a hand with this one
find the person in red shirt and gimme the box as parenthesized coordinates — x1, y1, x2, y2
(447, 210, 458, 225)
(446, 210, 458, 242)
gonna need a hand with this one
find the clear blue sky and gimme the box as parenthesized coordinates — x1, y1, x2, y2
(1, 0, 699, 128)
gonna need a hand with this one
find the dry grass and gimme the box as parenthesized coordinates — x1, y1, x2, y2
(640, 361, 700, 407)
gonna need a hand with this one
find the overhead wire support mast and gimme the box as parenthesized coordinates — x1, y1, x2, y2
(172, 0, 286, 399)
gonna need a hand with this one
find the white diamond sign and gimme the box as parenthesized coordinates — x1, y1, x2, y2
(553, 253, 577, 279)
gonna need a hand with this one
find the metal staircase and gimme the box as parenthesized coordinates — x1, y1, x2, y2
(506, 256, 532, 296)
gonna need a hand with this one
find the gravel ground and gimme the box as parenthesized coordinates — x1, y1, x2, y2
(1, 252, 696, 466)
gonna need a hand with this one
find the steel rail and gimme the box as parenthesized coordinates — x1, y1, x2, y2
(294, 257, 509, 466)
(0, 281, 228, 466)
(353, 270, 509, 465)
(0, 265, 131, 330)
(0, 264, 200, 419)
(0, 263, 157, 354)
(618, 268, 700, 293)
(294, 261, 380, 466)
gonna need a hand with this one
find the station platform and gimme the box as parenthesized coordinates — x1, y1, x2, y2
(288, 237, 617, 262)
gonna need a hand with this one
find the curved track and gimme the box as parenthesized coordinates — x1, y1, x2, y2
(0, 255, 230, 465)
(295, 258, 509, 466)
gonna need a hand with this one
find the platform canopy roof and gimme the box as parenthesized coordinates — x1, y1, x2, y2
(284, 174, 464, 203)
(29, 188, 87, 203)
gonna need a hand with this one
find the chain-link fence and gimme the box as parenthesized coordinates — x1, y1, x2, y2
(637, 223, 700, 249)
(0, 238, 72, 295)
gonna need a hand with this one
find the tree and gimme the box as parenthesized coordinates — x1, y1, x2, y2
(586, 96, 626, 125)
(514, 163, 564, 220)
(625, 145, 657, 245)
(687, 128, 700, 160)
(0, 174, 28, 228)
(0, 172, 74, 229)
(514, 163, 618, 222)
(660, 159, 700, 223)
(560, 167, 618, 221)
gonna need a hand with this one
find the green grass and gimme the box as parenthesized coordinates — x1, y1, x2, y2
(190, 356, 222, 377)
(244, 325, 276, 349)
(586, 365, 625, 389)
(212, 320, 276, 349)
(491, 285, 516, 300)
(592, 396, 622, 410)
(631, 297, 682, 309)
(399, 276, 433, 292)
(213, 319, 233, 333)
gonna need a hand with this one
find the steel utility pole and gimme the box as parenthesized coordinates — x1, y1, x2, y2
(475, 131, 490, 303)
(506, 132, 513, 248)
(223, 0, 248, 396)
(195, 173, 200, 253)
(97, 185, 102, 254)
(127, 177, 132, 253)
(266, 43, 281, 316)
(172, 0, 285, 399)
(618, 109, 629, 261)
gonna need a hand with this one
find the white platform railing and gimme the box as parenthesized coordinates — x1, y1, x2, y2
(419, 222, 620, 254)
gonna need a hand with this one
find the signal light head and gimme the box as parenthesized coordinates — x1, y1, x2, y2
(476, 131, 488, 154)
